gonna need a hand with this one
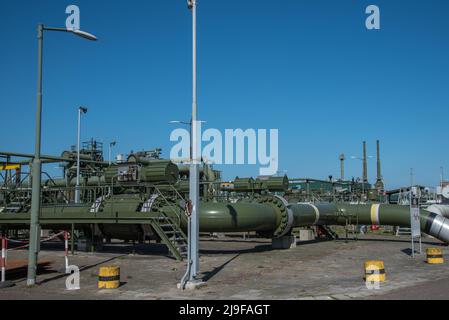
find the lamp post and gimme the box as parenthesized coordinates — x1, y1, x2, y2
(27, 24, 97, 287)
(351, 155, 373, 201)
(189, 0, 200, 281)
(75, 107, 88, 204)
(109, 141, 116, 165)
(178, 0, 204, 289)
(171, 117, 208, 289)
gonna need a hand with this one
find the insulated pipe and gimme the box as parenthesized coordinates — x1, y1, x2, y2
(425, 205, 449, 218)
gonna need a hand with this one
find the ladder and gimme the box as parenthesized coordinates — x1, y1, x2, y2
(396, 227, 412, 236)
(344, 215, 358, 241)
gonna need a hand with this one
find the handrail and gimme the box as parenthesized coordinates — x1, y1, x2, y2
(153, 185, 183, 227)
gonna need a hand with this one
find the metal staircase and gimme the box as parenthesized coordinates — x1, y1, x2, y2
(317, 225, 338, 240)
(150, 216, 188, 261)
(3, 190, 31, 213)
(143, 189, 188, 261)
(396, 227, 412, 236)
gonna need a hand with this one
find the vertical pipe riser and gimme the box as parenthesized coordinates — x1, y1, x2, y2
(27, 24, 44, 286)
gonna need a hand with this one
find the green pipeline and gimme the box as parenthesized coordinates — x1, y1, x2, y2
(288, 203, 449, 243)
(2, 196, 449, 243)
(178, 201, 449, 243)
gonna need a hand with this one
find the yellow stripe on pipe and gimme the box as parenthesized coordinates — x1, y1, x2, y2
(0, 164, 20, 170)
(370, 204, 380, 225)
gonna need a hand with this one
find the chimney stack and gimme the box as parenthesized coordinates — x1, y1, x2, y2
(339, 154, 345, 181)
(363, 141, 368, 183)
(376, 140, 381, 181)
(375, 140, 385, 191)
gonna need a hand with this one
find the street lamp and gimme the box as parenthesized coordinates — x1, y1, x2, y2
(179, 0, 205, 290)
(169, 120, 192, 125)
(350, 156, 374, 160)
(109, 141, 117, 165)
(27, 24, 97, 286)
(75, 107, 88, 204)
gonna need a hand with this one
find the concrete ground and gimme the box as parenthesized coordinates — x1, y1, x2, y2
(0, 234, 448, 300)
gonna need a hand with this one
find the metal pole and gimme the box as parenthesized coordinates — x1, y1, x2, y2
(410, 168, 414, 258)
(362, 141, 367, 183)
(109, 144, 112, 165)
(189, 0, 200, 279)
(362, 181, 365, 202)
(27, 24, 44, 286)
(376, 140, 381, 182)
(71, 223, 75, 255)
(75, 108, 81, 203)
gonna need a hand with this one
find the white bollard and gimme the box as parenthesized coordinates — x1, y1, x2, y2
(64, 231, 69, 274)
(1, 237, 6, 282)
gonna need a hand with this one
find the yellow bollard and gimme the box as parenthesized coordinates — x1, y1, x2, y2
(98, 266, 120, 289)
(426, 248, 444, 264)
(364, 260, 385, 283)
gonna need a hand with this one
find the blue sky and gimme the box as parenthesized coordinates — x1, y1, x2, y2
(0, 0, 448, 188)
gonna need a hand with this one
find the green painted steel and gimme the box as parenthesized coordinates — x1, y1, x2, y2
(174, 201, 278, 233)
(289, 202, 440, 234)
(232, 177, 255, 191)
(256, 176, 289, 192)
(104, 160, 179, 184)
(1, 194, 449, 243)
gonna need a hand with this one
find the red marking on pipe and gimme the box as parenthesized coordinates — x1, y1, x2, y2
(186, 200, 193, 217)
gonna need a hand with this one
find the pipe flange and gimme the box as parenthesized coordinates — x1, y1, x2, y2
(256, 195, 293, 238)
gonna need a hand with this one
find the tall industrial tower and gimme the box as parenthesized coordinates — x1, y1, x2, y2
(374, 140, 385, 191)
(362, 141, 368, 183)
(339, 154, 345, 181)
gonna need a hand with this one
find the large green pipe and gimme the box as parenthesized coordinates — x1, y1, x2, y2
(190, 202, 278, 233)
(2, 194, 449, 243)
